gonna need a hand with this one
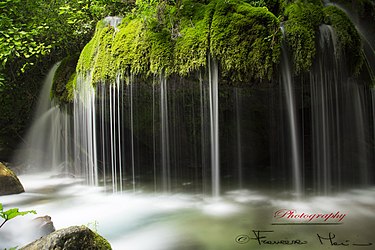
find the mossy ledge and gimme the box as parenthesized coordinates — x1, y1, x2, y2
(72, 0, 364, 87)
(76, 0, 282, 86)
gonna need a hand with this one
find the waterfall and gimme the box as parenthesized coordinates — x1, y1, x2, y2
(234, 88, 243, 189)
(14, 63, 72, 174)
(208, 57, 220, 197)
(74, 74, 98, 185)
(325, 2, 375, 83)
(16, 12, 375, 198)
(160, 74, 171, 192)
(309, 24, 373, 194)
(104, 16, 122, 30)
(280, 27, 303, 197)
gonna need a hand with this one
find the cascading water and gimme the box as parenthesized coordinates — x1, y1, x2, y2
(325, 1, 375, 83)
(15, 12, 375, 199)
(280, 26, 303, 197)
(234, 88, 243, 189)
(14, 63, 72, 173)
(73, 73, 98, 185)
(308, 24, 373, 194)
(160, 74, 171, 192)
(208, 57, 220, 197)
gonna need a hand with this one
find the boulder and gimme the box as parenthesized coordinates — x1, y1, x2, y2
(20, 226, 112, 250)
(31, 215, 56, 238)
(0, 162, 24, 195)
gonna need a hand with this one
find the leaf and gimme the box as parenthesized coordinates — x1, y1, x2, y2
(0, 203, 3, 212)
(2, 208, 36, 220)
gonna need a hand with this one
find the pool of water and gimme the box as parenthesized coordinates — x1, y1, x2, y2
(1, 173, 374, 249)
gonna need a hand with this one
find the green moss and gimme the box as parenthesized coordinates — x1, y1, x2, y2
(283, 0, 323, 74)
(148, 27, 174, 75)
(52, 54, 79, 104)
(174, 0, 214, 75)
(210, 0, 281, 80)
(323, 5, 363, 75)
(92, 230, 112, 250)
(77, 20, 107, 75)
(112, 18, 150, 76)
(66, 72, 77, 101)
(76, 0, 282, 85)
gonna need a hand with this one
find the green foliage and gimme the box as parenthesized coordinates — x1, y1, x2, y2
(0, 203, 36, 229)
(282, 0, 323, 74)
(0, 0, 135, 155)
(323, 6, 363, 75)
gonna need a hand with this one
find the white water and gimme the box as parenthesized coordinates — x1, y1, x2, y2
(209, 57, 220, 197)
(13, 63, 72, 174)
(73, 74, 98, 185)
(280, 27, 302, 197)
(160, 75, 171, 193)
(234, 88, 243, 189)
(1, 174, 374, 250)
(104, 16, 123, 31)
(309, 24, 372, 194)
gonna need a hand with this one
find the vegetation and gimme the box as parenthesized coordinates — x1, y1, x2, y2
(0, 0, 135, 157)
(283, 0, 324, 74)
(0, 203, 36, 229)
(323, 5, 363, 75)
(77, 0, 282, 87)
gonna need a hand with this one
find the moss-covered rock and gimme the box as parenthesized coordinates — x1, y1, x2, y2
(210, 0, 281, 81)
(323, 5, 363, 75)
(20, 225, 112, 250)
(283, 0, 324, 74)
(76, 0, 283, 86)
(52, 55, 79, 104)
(71, 0, 367, 88)
(0, 162, 24, 195)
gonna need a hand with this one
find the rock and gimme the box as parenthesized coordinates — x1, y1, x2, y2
(20, 226, 112, 250)
(0, 161, 25, 195)
(32, 216, 56, 238)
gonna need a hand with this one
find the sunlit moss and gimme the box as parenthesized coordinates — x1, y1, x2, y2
(112, 18, 150, 76)
(74, 0, 364, 86)
(210, 0, 281, 81)
(76, 0, 282, 85)
(174, 0, 214, 75)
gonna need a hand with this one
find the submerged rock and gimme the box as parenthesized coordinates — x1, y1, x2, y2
(20, 226, 112, 250)
(0, 162, 25, 195)
(32, 215, 56, 238)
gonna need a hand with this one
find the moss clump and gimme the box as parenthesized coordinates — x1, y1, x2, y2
(76, 21, 107, 76)
(52, 54, 79, 104)
(210, 0, 281, 81)
(323, 5, 363, 75)
(283, 0, 324, 74)
(73, 0, 366, 87)
(76, 0, 282, 85)
(174, 0, 214, 75)
(111, 18, 149, 76)
(92, 230, 112, 250)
